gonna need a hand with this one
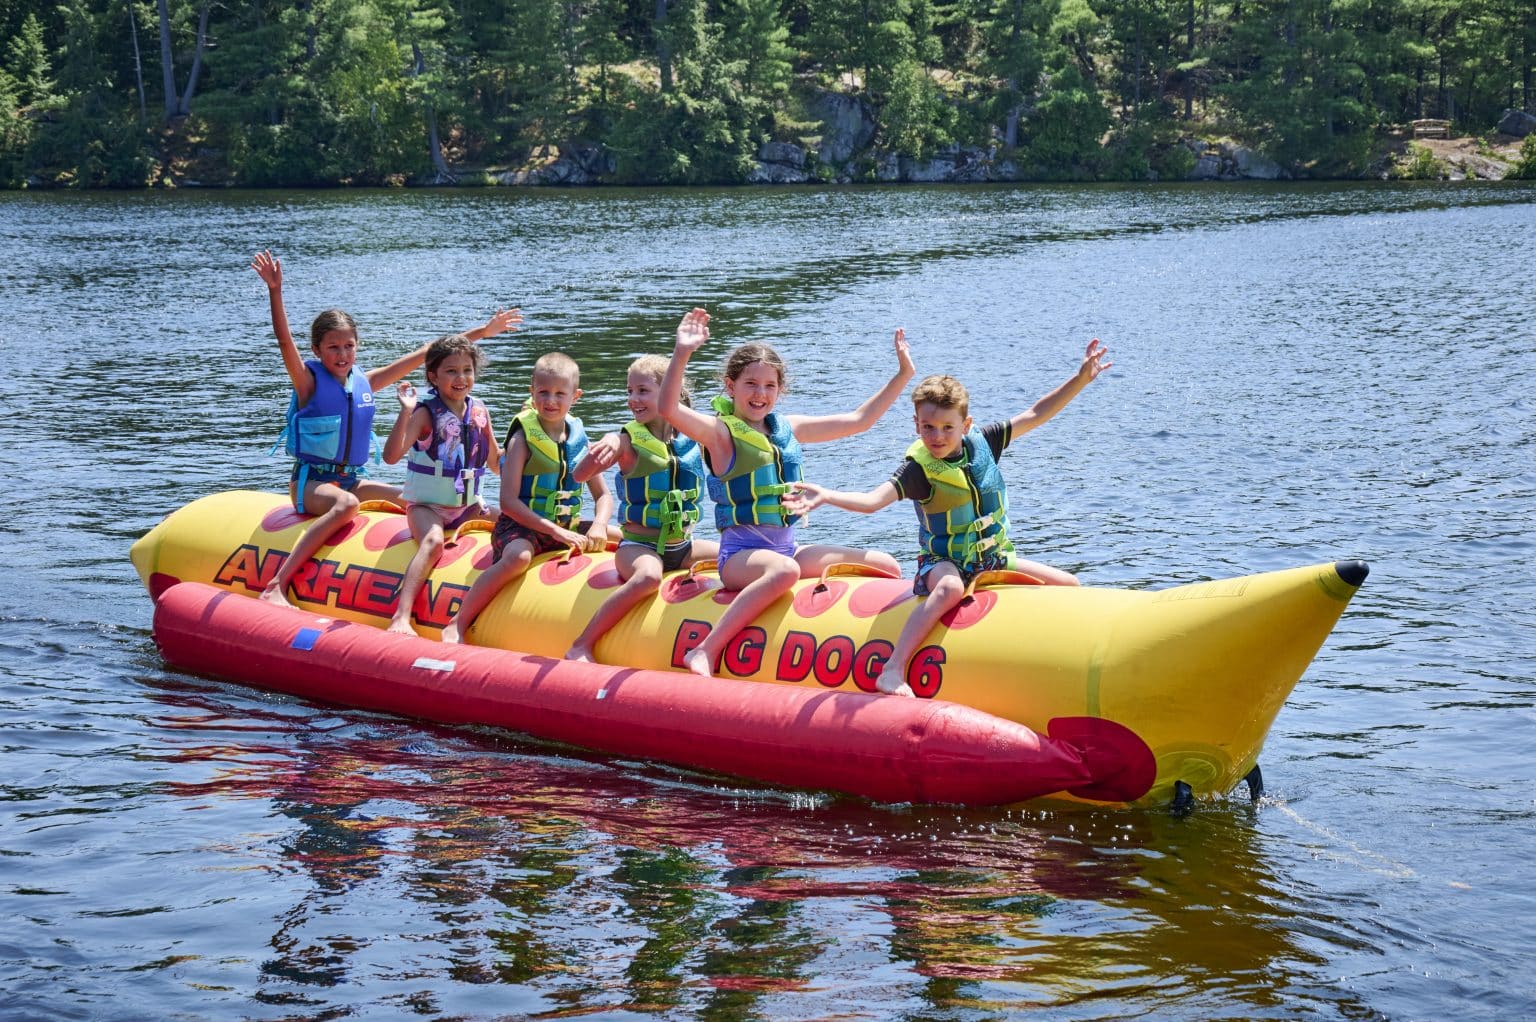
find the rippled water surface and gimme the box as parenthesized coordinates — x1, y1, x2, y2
(2, 183, 1534, 1020)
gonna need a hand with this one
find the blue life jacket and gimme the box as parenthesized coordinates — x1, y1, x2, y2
(510, 407, 588, 529)
(705, 395, 804, 530)
(285, 360, 376, 467)
(907, 430, 1014, 567)
(402, 394, 491, 507)
(616, 421, 705, 551)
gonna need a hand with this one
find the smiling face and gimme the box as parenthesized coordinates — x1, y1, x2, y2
(724, 360, 783, 426)
(427, 350, 477, 409)
(626, 368, 663, 426)
(312, 327, 359, 381)
(914, 401, 972, 460)
(530, 368, 580, 429)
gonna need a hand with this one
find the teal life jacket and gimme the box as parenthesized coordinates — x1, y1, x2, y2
(616, 421, 705, 553)
(907, 430, 1014, 567)
(705, 395, 803, 530)
(509, 406, 588, 529)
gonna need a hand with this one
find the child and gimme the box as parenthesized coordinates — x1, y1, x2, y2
(252, 249, 518, 609)
(440, 352, 614, 644)
(784, 340, 1113, 696)
(564, 354, 720, 663)
(380, 334, 500, 636)
(659, 307, 914, 678)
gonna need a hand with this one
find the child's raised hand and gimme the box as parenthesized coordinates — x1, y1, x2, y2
(1078, 339, 1112, 383)
(396, 380, 418, 411)
(783, 481, 827, 516)
(674, 307, 711, 354)
(251, 250, 282, 290)
(892, 327, 915, 378)
(481, 307, 522, 340)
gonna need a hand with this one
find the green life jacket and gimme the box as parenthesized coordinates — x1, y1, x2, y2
(907, 430, 1013, 567)
(705, 395, 803, 529)
(618, 421, 705, 553)
(509, 406, 588, 529)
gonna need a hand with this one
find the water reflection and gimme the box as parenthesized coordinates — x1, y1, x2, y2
(140, 678, 1347, 1017)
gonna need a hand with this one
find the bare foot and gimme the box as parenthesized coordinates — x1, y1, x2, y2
(874, 667, 916, 698)
(260, 582, 293, 608)
(439, 620, 462, 644)
(386, 617, 417, 637)
(565, 644, 595, 663)
(682, 647, 714, 678)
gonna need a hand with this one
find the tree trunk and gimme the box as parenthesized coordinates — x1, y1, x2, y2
(655, 0, 672, 93)
(129, 1, 147, 120)
(1184, 0, 1194, 120)
(413, 41, 455, 184)
(175, 3, 210, 116)
(157, 0, 176, 118)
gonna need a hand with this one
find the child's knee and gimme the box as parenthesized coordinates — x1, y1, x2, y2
(763, 557, 801, 590)
(629, 562, 664, 589)
(929, 573, 966, 603)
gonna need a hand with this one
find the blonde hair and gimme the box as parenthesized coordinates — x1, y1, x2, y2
(912, 374, 970, 418)
(532, 351, 580, 387)
(631, 353, 691, 408)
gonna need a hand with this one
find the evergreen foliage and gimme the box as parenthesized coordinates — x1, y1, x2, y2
(0, 0, 1532, 185)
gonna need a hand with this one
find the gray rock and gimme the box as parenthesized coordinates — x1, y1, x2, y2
(1190, 154, 1222, 180)
(1496, 109, 1536, 137)
(1231, 145, 1284, 179)
(746, 161, 811, 184)
(810, 91, 877, 164)
(758, 141, 806, 168)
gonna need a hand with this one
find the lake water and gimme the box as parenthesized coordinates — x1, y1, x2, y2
(2, 182, 1533, 1020)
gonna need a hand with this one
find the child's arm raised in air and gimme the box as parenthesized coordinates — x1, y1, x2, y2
(583, 472, 617, 552)
(366, 307, 523, 392)
(381, 381, 431, 464)
(790, 328, 916, 444)
(572, 432, 630, 484)
(499, 432, 589, 549)
(784, 480, 901, 517)
(659, 308, 733, 469)
(252, 250, 316, 406)
(1009, 339, 1112, 438)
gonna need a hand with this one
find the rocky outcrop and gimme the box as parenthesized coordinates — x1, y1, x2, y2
(1183, 139, 1286, 180)
(1496, 109, 1536, 137)
(748, 142, 811, 184)
(492, 143, 614, 186)
(809, 91, 877, 165)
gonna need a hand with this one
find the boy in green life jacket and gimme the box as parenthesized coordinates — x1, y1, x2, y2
(784, 339, 1112, 696)
(441, 351, 614, 644)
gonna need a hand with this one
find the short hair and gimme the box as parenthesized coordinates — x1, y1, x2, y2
(309, 309, 359, 349)
(532, 351, 580, 387)
(630, 353, 690, 407)
(911, 374, 970, 418)
(722, 342, 788, 392)
(424, 333, 487, 377)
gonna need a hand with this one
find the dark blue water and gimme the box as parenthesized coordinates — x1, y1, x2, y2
(2, 183, 1533, 1020)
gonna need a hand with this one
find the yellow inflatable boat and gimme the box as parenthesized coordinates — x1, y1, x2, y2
(131, 490, 1368, 806)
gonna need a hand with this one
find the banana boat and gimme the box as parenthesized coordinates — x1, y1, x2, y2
(131, 490, 1368, 806)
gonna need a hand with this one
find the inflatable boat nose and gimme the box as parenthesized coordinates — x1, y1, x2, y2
(1334, 560, 1370, 587)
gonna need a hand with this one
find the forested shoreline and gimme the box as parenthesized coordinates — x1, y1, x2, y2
(2, 0, 1534, 189)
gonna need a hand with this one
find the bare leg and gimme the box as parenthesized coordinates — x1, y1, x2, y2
(440, 539, 533, 644)
(1012, 555, 1080, 586)
(793, 543, 901, 579)
(262, 481, 361, 608)
(685, 549, 800, 678)
(566, 545, 661, 662)
(387, 506, 446, 636)
(875, 563, 967, 697)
